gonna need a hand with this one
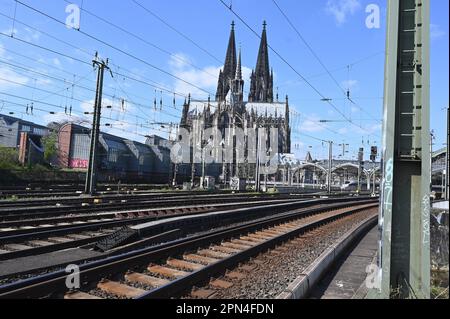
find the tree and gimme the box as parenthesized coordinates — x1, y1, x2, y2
(0, 147, 19, 169)
(41, 131, 58, 163)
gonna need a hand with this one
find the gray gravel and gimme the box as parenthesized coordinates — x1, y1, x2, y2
(193, 209, 377, 299)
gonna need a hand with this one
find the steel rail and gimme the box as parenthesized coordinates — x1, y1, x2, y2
(0, 198, 378, 299)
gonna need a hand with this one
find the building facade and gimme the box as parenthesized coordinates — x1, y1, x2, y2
(0, 114, 49, 165)
(179, 22, 291, 183)
(57, 123, 176, 183)
(0, 114, 49, 149)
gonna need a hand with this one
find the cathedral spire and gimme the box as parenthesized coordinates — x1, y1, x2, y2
(216, 21, 237, 102)
(231, 46, 244, 106)
(235, 45, 242, 80)
(248, 21, 273, 103)
(256, 21, 269, 79)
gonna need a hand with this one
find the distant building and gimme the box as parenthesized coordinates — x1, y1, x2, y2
(0, 114, 50, 165)
(0, 114, 49, 148)
(432, 147, 447, 195)
(57, 123, 176, 183)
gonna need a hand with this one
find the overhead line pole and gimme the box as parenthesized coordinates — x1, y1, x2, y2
(446, 106, 449, 201)
(85, 54, 110, 195)
(375, 0, 431, 299)
(328, 141, 333, 194)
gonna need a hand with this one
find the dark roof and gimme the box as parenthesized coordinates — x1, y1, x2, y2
(0, 114, 49, 130)
(65, 123, 169, 151)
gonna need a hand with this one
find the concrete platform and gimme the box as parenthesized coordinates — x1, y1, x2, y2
(0, 248, 103, 278)
(309, 226, 378, 299)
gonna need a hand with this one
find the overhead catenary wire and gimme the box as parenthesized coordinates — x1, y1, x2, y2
(0, 58, 160, 117)
(13, 0, 215, 97)
(60, 0, 224, 86)
(0, 76, 181, 127)
(0, 95, 174, 137)
(0, 20, 217, 110)
(271, 0, 380, 122)
(0, 45, 97, 86)
(0, 8, 192, 107)
(130, 0, 222, 65)
(218, 0, 380, 138)
(3, 1, 374, 145)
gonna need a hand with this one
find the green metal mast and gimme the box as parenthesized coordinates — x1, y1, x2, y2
(377, 0, 431, 299)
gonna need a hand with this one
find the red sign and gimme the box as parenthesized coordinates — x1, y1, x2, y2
(70, 158, 89, 169)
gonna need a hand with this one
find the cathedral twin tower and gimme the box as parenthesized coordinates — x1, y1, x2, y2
(180, 21, 291, 164)
(216, 21, 274, 104)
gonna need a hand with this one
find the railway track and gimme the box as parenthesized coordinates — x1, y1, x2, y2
(0, 193, 322, 220)
(0, 198, 301, 260)
(0, 197, 362, 261)
(0, 199, 378, 299)
(0, 184, 174, 199)
(0, 191, 267, 208)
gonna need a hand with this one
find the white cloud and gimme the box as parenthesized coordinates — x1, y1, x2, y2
(36, 78, 53, 86)
(326, 0, 361, 25)
(299, 115, 326, 133)
(430, 24, 445, 40)
(353, 123, 382, 135)
(342, 79, 358, 90)
(80, 98, 122, 113)
(2, 27, 40, 42)
(168, 52, 252, 99)
(23, 27, 41, 41)
(53, 58, 62, 67)
(80, 99, 95, 113)
(169, 53, 192, 70)
(1, 28, 18, 37)
(0, 67, 29, 88)
(43, 112, 86, 125)
(173, 65, 220, 98)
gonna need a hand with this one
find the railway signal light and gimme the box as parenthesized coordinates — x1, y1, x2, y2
(370, 146, 378, 162)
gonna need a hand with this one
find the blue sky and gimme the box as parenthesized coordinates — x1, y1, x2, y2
(0, 0, 448, 160)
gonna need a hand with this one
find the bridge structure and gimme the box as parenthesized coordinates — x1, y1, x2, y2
(432, 147, 448, 198)
(271, 158, 381, 192)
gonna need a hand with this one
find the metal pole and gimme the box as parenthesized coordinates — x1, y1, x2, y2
(430, 132, 434, 193)
(191, 154, 195, 188)
(328, 141, 333, 194)
(85, 57, 107, 195)
(264, 158, 268, 192)
(256, 128, 260, 192)
(372, 164, 376, 196)
(173, 163, 177, 187)
(357, 164, 361, 193)
(376, 0, 431, 299)
(201, 126, 205, 189)
(446, 106, 449, 200)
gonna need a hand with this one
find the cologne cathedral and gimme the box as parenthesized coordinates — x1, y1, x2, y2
(179, 21, 291, 183)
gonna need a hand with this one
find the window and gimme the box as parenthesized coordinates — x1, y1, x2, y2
(33, 128, 47, 136)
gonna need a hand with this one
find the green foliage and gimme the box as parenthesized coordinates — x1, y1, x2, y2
(0, 147, 20, 170)
(31, 164, 51, 172)
(41, 132, 58, 163)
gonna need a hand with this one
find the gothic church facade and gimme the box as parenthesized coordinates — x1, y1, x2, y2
(179, 22, 291, 183)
